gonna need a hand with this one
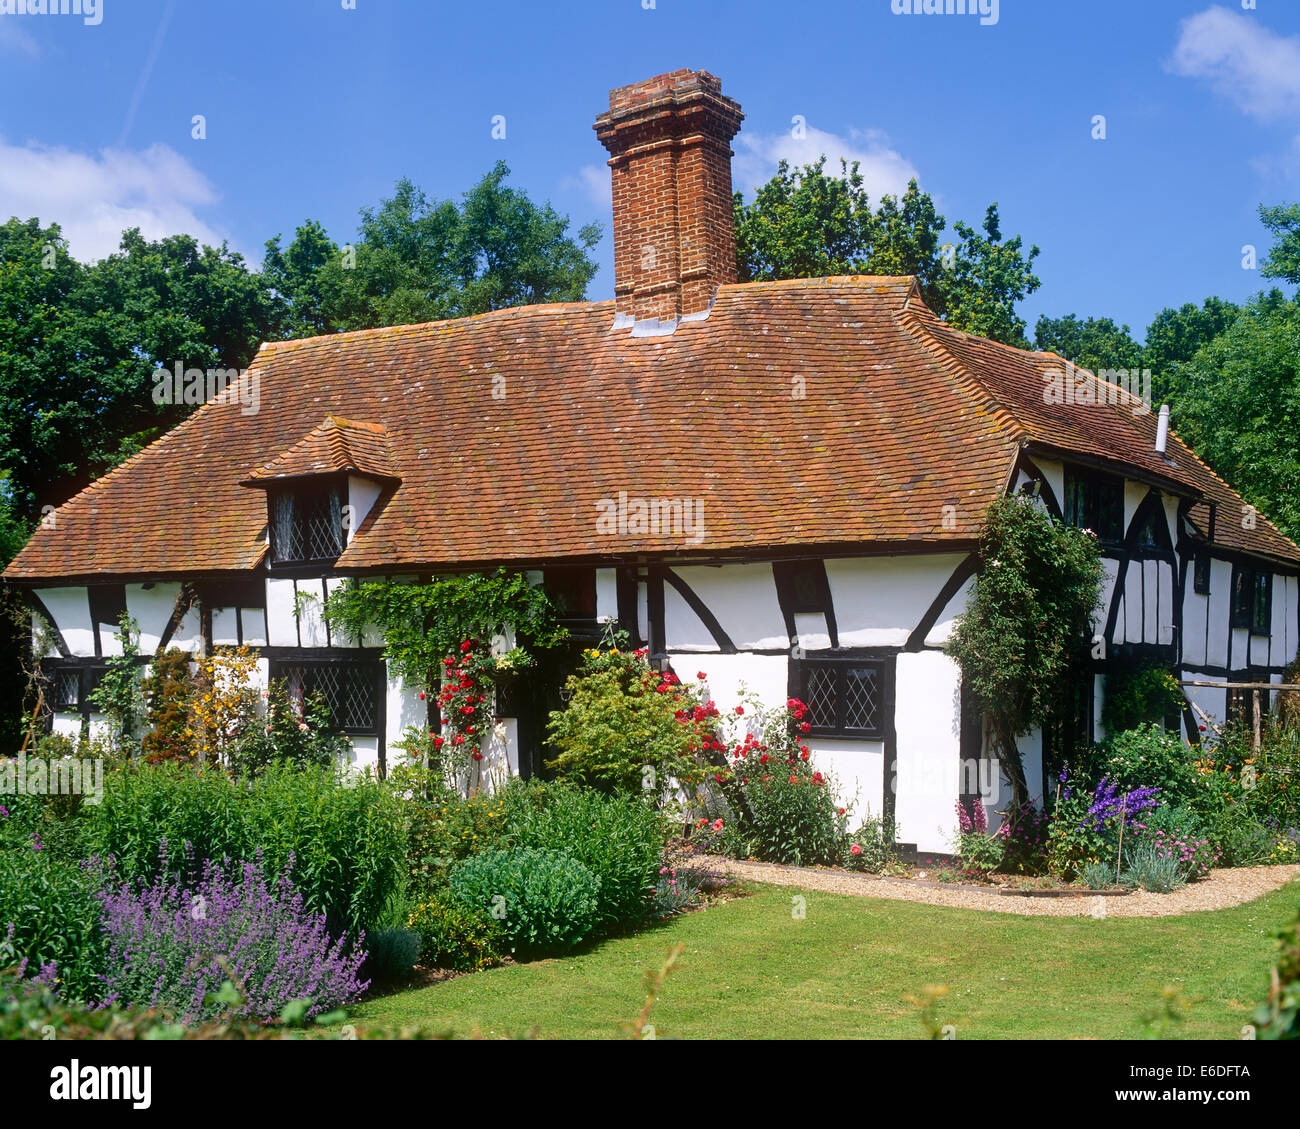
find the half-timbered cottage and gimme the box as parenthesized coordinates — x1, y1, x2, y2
(6, 70, 1299, 855)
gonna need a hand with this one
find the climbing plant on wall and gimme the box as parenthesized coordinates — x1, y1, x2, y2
(320, 570, 567, 770)
(947, 495, 1104, 807)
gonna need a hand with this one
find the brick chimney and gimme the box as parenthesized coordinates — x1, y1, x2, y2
(594, 69, 744, 328)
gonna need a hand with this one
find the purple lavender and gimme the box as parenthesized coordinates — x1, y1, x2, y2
(96, 855, 369, 1023)
(1085, 777, 1161, 832)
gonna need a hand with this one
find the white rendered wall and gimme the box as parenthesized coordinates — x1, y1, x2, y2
(893, 651, 963, 855)
(670, 564, 788, 650)
(127, 584, 183, 653)
(827, 554, 966, 648)
(38, 588, 93, 656)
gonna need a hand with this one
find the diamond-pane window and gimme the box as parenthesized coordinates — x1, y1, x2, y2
(797, 660, 886, 737)
(269, 482, 344, 565)
(804, 666, 837, 729)
(52, 669, 80, 709)
(275, 661, 380, 734)
(844, 667, 879, 731)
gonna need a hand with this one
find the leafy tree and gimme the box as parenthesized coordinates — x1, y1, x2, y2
(1170, 290, 1300, 541)
(0, 219, 278, 521)
(947, 495, 1104, 807)
(1034, 313, 1143, 376)
(1259, 202, 1300, 286)
(734, 158, 1040, 346)
(266, 164, 602, 335)
(1142, 296, 1240, 403)
(941, 205, 1041, 348)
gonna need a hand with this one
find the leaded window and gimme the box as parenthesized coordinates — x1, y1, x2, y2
(272, 660, 382, 734)
(269, 482, 344, 565)
(797, 659, 886, 738)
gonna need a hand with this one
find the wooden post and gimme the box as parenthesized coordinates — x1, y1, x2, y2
(18, 688, 45, 754)
(1116, 796, 1127, 886)
(1253, 689, 1262, 754)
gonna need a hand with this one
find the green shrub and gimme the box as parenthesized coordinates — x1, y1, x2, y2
(1080, 860, 1117, 890)
(1210, 804, 1277, 868)
(449, 848, 600, 957)
(506, 782, 665, 931)
(1097, 725, 1200, 807)
(1122, 843, 1185, 893)
(363, 927, 422, 982)
(85, 761, 406, 936)
(226, 681, 352, 776)
(544, 648, 705, 797)
(844, 812, 900, 873)
(0, 848, 109, 1001)
(140, 648, 193, 764)
(407, 892, 505, 971)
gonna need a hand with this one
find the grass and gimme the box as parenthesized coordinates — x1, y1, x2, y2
(334, 880, 1299, 1040)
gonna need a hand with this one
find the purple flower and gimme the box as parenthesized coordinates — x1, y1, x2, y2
(1084, 777, 1161, 832)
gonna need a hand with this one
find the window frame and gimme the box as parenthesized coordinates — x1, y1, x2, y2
(267, 476, 346, 568)
(1063, 467, 1125, 544)
(1231, 565, 1273, 636)
(268, 657, 384, 737)
(1192, 551, 1211, 596)
(774, 560, 832, 615)
(40, 661, 110, 716)
(794, 657, 888, 739)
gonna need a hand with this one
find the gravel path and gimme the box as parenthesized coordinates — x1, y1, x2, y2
(697, 856, 1300, 917)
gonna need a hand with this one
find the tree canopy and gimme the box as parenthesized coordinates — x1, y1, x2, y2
(264, 163, 601, 338)
(734, 157, 1041, 346)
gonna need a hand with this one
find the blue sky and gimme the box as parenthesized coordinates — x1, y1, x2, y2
(3, 0, 1300, 340)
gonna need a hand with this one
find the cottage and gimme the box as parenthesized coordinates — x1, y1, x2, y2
(6, 70, 1299, 855)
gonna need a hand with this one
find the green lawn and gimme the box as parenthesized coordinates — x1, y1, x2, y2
(339, 881, 1300, 1040)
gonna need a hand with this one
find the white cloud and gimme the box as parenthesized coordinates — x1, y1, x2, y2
(1168, 5, 1300, 120)
(565, 163, 612, 211)
(732, 124, 921, 203)
(0, 139, 226, 261)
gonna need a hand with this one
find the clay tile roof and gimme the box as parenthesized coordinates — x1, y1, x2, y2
(6, 276, 1298, 582)
(243, 415, 397, 486)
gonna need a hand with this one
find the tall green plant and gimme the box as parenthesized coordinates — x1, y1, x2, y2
(87, 613, 144, 754)
(947, 495, 1104, 805)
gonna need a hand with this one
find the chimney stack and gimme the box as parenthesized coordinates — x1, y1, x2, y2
(594, 69, 744, 329)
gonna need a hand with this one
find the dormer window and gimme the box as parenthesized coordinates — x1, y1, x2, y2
(240, 416, 399, 570)
(269, 479, 345, 565)
(1064, 467, 1124, 543)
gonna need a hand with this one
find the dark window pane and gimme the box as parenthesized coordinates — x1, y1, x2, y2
(52, 669, 80, 709)
(1193, 553, 1211, 595)
(270, 484, 344, 564)
(1097, 479, 1124, 541)
(1253, 572, 1272, 635)
(1232, 568, 1253, 628)
(543, 568, 597, 619)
